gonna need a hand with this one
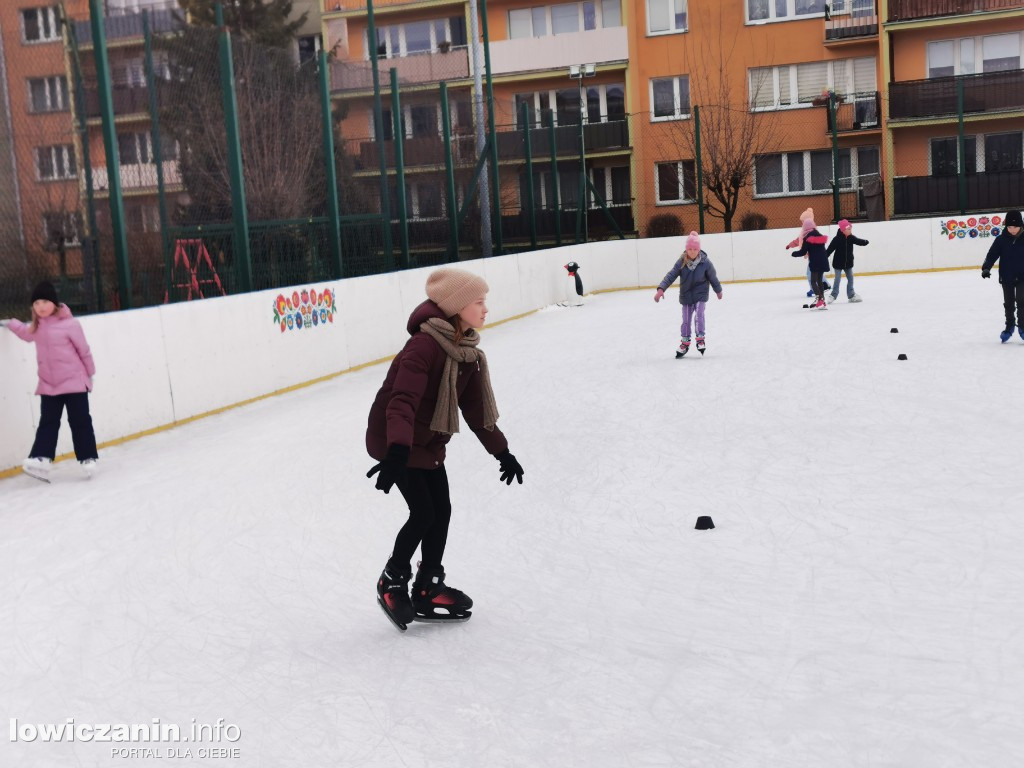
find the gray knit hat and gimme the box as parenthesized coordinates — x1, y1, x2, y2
(425, 268, 489, 316)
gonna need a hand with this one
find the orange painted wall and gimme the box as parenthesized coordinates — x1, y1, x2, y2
(889, 19, 1018, 82)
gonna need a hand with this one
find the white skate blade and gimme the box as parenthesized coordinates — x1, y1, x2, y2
(23, 467, 51, 483)
(413, 612, 472, 624)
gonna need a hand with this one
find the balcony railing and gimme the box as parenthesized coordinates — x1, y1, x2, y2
(330, 48, 470, 93)
(356, 120, 630, 171)
(501, 206, 635, 240)
(893, 169, 1024, 216)
(824, 92, 881, 131)
(888, 0, 1021, 22)
(90, 161, 181, 193)
(83, 85, 156, 118)
(889, 69, 1024, 120)
(73, 6, 182, 46)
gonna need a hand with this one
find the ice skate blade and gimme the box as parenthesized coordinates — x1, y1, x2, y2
(23, 469, 51, 484)
(413, 611, 472, 624)
(377, 598, 408, 632)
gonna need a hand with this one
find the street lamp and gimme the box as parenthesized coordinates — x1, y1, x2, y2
(568, 63, 596, 243)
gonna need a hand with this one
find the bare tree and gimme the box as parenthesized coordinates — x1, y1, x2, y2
(668, 5, 782, 232)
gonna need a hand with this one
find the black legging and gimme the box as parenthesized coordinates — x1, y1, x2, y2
(1002, 280, 1024, 328)
(388, 466, 452, 573)
(809, 270, 825, 300)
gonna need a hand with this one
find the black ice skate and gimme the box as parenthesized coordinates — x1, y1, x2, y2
(675, 337, 691, 359)
(377, 566, 415, 631)
(411, 566, 473, 624)
(695, 336, 706, 355)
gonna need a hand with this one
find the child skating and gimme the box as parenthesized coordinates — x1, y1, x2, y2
(787, 209, 830, 297)
(0, 281, 98, 481)
(825, 219, 868, 303)
(789, 213, 830, 310)
(654, 231, 723, 357)
(366, 267, 524, 631)
(981, 209, 1024, 342)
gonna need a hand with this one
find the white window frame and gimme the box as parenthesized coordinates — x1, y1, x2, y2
(588, 165, 631, 207)
(927, 32, 1024, 78)
(508, 2, 621, 40)
(406, 179, 447, 220)
(646, 0, 688, 36)
(745, 0, 828, 24)
(649, 75, 690, 122)
(654, 160, 696, 205)
(515, 84, 624, 128)
(928, 131, 1024, 174)
(749, 57, 876, 111)
(365, 18, 462, 60)
(34, 145, 76, 181)
(27, 75, 69, 113)
(753, 146, 878, 197)
(20, 6, 60, 44)
(42, 211, 84, 247)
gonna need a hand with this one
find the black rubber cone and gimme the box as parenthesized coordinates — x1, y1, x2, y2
(695, 515, 715, 530)
(897, 354, 908, 360)
(891, 328, 899, 333)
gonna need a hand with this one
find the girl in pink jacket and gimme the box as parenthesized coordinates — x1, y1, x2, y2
(1, 281, 98, 480)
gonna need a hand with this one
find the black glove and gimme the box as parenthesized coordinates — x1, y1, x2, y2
(981, 269, 991, 279)
(366, 444, 409, 494)
(496, 449, 524, 486)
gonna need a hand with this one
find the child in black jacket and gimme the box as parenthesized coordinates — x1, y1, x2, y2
(825, 219, 869, 304)
(982, 209, 1024, 343)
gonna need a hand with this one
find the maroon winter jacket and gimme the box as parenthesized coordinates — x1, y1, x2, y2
(366, 300, 508, 469)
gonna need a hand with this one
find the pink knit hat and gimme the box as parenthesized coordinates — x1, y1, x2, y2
(837, 219, 851, 230)
(800, 217, 816, 234)
(425, 267, 489, 316)
(685, 231, 701, 250)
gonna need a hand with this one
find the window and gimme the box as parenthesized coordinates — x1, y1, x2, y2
(589, 165, 630, 207)
(42, 211, 84, 247)
(297, 35, 321, 65)
(930, 137, 977, 176)
(754, 146, 879, 195)
(126, 203, 161, 233)
(28, 76, 68, 113)
(647, 0, 687, 34)
(35, 145, 76, 180)
(516, 84, 624, 127)
(655, 160, 696, 204)
(926, 33, 1023, 77)
(509, 2, 620, 39)
(21, 7, 60, 43)
(750, 58, 876, 109)
(370, 17, 466, 58)
(650, 76, 690, 120)
(117, 132, 176, 165)
(984, 133, 1023, 172)
(409, 105, 437, 138)
(746, 0, 825, 22)
(556, 88, 582, 125)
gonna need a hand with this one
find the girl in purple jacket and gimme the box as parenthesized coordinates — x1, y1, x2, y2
(1, 281, 98, 481)
(365, 267, 524, 631)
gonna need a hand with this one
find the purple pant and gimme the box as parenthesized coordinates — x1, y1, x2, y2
(680, 302, 706, 338)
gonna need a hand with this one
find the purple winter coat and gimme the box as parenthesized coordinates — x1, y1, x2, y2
(6, 304, 95, 396)
(366, 300, 508, 470)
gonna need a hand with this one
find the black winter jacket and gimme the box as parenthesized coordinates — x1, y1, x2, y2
(826, 232, 869, 270)
(982, 230, 1024, 284)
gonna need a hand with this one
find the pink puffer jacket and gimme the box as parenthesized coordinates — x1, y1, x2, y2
(6, 305, 95, 396)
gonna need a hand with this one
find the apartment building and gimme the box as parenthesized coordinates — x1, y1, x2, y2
(0, 2, 82, 285)
(881, 0, 1023, 218)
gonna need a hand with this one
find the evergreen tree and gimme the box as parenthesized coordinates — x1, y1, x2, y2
(176, 0, 308, 48)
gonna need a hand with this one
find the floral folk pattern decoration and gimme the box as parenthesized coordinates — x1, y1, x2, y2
(274, 287, 337, 333)
(942, 215, 1001, 241)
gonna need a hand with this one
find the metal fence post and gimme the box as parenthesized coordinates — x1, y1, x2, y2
(478, 0, 502, 255)
(547, 110, 561, 246)
(522, 102, 536, 249)
(829, 92, 840, 223)
(319, 50, 344, 278)
(441, 82, 459, 260)
(956, 78, 967, 216)
(143, 12, 172, 301)
(88, 0, 132, 308)
(215, 3, 253, 291)
(694, 104, 705, 234)
(389, 68, 409, 268)
(366, 0, 394, 263)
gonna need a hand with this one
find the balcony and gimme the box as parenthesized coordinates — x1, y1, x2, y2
(91, 161, 181, 193)
(822, 91, 881, 132)
(825, 7, 878, 42)
(83, 85, 156, 118)
(893, 169, 1024, 216)
(501, 206, 635, 241)
(487, 26, 628, 76)
(888, 0, 1021, 22)
(330, 48, 470, 93)
(73, 5, 183, 47)
(889, 69, 1024, 120)
(356, 120, 630, 171)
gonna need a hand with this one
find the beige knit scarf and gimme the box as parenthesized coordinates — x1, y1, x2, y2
(419, 317, 499, 435)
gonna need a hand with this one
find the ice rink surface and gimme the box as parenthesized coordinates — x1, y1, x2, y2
(2, 270, 1022, 767)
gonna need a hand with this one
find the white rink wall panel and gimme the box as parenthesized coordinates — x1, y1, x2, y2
(0, 214, 1000, 472)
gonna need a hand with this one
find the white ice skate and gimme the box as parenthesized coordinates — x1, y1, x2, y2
(23, 457, 52, 483)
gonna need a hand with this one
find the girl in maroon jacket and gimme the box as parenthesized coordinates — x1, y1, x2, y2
(366, 268, 524, 630)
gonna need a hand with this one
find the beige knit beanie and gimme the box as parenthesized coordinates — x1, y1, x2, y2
(425, 268, 489, 316)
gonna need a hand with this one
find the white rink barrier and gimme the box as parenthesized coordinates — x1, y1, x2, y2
(0, 213, 1001, 472)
